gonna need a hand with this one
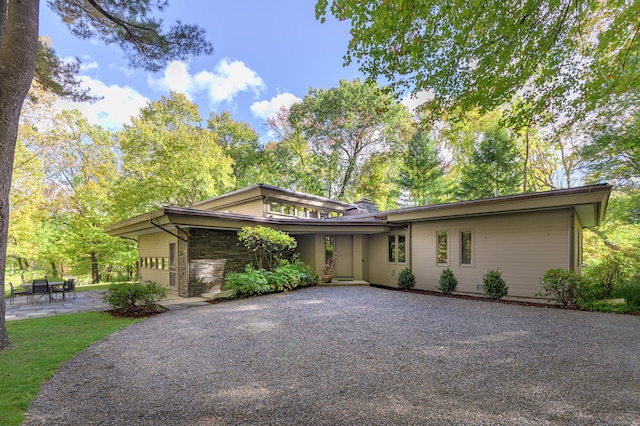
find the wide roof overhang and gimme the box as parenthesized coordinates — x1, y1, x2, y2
(105, 207, 394, 239)
(105, 184, 611, 239)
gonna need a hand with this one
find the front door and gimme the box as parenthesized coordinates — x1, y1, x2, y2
(334, 235, 353, 278)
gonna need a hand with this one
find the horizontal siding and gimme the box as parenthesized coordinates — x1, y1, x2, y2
(139, 233, 176, 257)
(139, 233, 175, 288)
(367, 234, 408, 287)
(213, 200, 264, 216)
(409, 209, 571, 298)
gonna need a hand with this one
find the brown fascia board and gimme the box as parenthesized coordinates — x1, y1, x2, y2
(163, 206, 388, 226)
(350, 184, 612, 225)
(104, 208, 166, 236)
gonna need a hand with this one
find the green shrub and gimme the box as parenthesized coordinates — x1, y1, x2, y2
(103, 280, 168, 313)
(611, 275, 640, 309)
(397, 267, 416, 289)
(237, 226, 297, 271)
(224, 265, 270, 297)
(437, 269, 458, 293)
(539, 268, 604, 309)
(224, 258, 314, 297)
(584, 247, 640, 296)
(483, 269, 508, 299)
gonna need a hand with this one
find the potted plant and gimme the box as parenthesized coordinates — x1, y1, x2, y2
(322, 258, 335, 283)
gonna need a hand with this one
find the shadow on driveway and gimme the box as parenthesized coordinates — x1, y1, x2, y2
(23, 286, 640, 425)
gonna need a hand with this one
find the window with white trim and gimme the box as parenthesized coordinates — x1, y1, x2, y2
(388, 233, 407, 263)
(436, 231, 449, 265)
(460, 230, 473, 266)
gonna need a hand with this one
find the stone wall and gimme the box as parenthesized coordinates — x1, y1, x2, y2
(186, 228, 252, 297)
(189, 259, 227, 295)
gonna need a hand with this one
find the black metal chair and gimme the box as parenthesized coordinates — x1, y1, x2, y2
(52, 278, 76, 301)
(9, 282, 30, 304)
(31, 279, 51, 303)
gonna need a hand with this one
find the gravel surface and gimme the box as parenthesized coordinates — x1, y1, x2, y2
(23, 286, 640, 425)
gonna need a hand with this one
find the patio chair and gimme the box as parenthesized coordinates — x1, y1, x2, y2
(9, 282, 30, 304)
(31, 279, 51, 303)
(52, 278, 76, 301)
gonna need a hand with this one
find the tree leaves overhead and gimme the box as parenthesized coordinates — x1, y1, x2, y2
(48, 0, 213, 72)
(316, 0, 640, 123)
(288, 79, 413, 200)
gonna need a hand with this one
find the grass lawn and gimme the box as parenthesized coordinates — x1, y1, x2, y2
(0, 312, 139, 425)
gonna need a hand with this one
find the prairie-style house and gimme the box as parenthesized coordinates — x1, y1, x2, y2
(105, 183, 611, 299)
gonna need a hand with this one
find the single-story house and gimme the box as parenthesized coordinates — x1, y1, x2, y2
(105, 183, 611, 299)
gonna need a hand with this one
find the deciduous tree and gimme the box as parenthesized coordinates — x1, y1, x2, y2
(1, 0, 212, 349)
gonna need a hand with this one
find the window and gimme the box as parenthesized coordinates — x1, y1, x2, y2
(460, 230, 473, 265)
(283, 204, 295, 215)
(398, 234, 406, 263)
(437, 231, 449, 265)
(308, 209, 318, 218)
(269, 202, 282, 214)
(388, 235, 396, 262)
(388, 233, 407, 264)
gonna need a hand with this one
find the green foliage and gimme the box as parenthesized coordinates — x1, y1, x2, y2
(207, 111, 264, 190)
(116, 92, 234, 215)
(584, 246, 640, 296)
(288, 78, 413, 201)
(397, 267, 416, 289)
(482, 269, 508, 300)
(49, 0, 213, 72)
(398, 130, 446, 205)
(316, 1, 640, 125)
(611, 276, 640, 310)
(224, 259, 314, 297)
(539, 268, 590, 309)
(456, 126, 522, 200)
(237, 226, 297, 271)
(437, 269, 458, 293)
(103, 281, 168, 313)
(224, 265, 271, 297)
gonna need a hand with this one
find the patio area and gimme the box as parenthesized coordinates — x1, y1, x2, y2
(5, 289, 210, 321)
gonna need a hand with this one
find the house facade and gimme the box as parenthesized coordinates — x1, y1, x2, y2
(105, 183, 611, 299)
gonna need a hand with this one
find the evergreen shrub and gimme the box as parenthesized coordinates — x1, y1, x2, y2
(437, 269, 458, 293)
(482, 269, 508, 299)
(397, 267, 416, 289)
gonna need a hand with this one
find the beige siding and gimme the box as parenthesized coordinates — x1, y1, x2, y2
(139, 232, 176, 290)
(367, 233, 409, 287)
(295, 234, 318, 276)
(407, 209, 572, 298)
(211, 199, 264, 216)
(572, 210, 583, 273)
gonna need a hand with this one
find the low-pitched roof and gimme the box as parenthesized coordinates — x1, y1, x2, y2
(105, 184, 611, 238)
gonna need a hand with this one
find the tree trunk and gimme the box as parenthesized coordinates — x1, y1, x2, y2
(0, 0, 40, 350)
(91, 252, 100, 284)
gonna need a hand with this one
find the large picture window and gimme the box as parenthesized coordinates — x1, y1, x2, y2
(388, 233, 407, 263)
(460, 230, 473, 265)
(436, 231, 449, 265)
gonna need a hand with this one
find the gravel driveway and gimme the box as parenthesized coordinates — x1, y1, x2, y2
(23, 286, 639, 425)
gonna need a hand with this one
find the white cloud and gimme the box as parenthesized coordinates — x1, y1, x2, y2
(250, 92, 301, 120)
(57, 76, 149, 130)
(148, 59, 265, 105)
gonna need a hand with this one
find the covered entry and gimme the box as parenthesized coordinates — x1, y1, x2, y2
(326, 235, 354, 278)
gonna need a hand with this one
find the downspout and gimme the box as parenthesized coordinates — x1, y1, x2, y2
(150, 218, 188, 243)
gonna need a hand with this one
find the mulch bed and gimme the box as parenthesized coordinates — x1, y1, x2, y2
(106, 304, 168, 319)
(371, 284, 640, 315)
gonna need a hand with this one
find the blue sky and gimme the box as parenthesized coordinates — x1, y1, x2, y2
(40, 1, 369, 138)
